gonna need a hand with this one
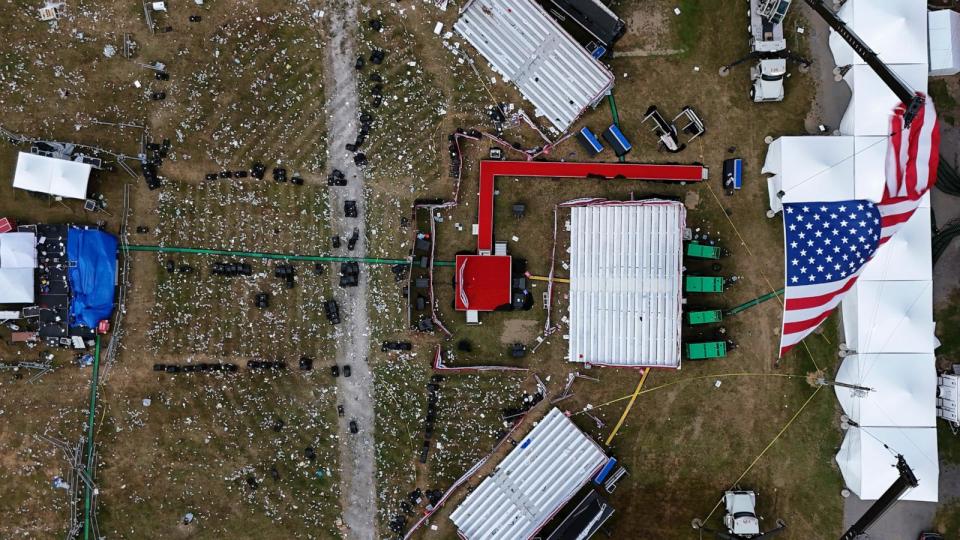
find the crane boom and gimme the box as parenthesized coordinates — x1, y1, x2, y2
(839, 454, 918, 540)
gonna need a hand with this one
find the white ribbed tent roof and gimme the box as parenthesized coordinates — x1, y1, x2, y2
(12, 152, 91, 200)
(567, 202, 684, 367)
(450, 408, 608, 539)
(837, 426, 938, 502)
(838, 64, 928, 137)
(835, 353, 936, 427)
(841, 280, 935, 354)
(827, 0, 928, 67)
(0, 232, 37, 304)
(454, 0, 614, 133)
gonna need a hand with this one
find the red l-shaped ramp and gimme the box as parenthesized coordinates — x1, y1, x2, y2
(476, 160, 707, 253)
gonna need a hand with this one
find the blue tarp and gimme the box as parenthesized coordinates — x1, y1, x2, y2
(66, 227, 117, 328)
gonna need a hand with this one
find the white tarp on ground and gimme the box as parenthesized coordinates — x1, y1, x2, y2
(837, 426, 938, 502)
(567, 202, 684, 367)
(838, 64, 928, 137)
(0, 232, 37, 304)
(929, 9, 960, 76)
(450, 407, 608, 539)
(13, 152, 91, 200)
(835, 353, 937, 427)
(828, 0, 928, 67)
(454, 0, 614, 133)
(842, 280, 935, 354)
(763, 136, 856, 211)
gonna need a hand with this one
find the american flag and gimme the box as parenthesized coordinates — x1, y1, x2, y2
(779, 94, 940, 357)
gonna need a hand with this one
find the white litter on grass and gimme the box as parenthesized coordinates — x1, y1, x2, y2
(674, 7, 681, 15)
(511, 235, 519, 242)
(434, 22, 444, 35)
(715, 380, 722, 388)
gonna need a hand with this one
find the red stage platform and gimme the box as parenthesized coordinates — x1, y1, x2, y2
(476, 160, 707, 253)
(455, 254, 512, 311)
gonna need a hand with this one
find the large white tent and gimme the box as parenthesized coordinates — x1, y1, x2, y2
(13, 152, 91, 200)
(859, 207, 932, 281)
(828, 0, 928, 67)
(929, 9, 960, 76)
(567, 202, 684, 368)
(0, 232, 37, 304)
(838, 64, 928, 137)
(835, 353, 937, 427)
(837, 426, 938, 502)
(841, 280, 935, 355)
(450, 408, 608, 539)
(763, 136, 856, 212)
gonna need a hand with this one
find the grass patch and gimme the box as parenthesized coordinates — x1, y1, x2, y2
(672, 0, 705, 55)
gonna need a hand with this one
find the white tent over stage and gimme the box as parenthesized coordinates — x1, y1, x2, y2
(834, 353, 937, 427)
(0, 232, 37, 304)
(837, 426, 938, 502)
(13, 152, 91, 200)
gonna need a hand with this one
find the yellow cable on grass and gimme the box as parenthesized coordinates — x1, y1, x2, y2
(579, 372, 803, 414)
(604, 368, 649, 446)
(701, 386, 823, 524)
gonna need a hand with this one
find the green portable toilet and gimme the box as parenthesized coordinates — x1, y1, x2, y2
(686, 242, 721, 260)
(686, 276, 724, 293)
(687, 309, 723, 325)
(686, 341, 727, 360)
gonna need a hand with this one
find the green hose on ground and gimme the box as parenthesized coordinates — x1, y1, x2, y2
(82, 334, 101, 540)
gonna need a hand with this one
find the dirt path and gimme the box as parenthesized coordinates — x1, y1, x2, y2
(321, 4, 378, 538)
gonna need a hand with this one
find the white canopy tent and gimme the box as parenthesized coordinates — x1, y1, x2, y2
(0, 232, 37, 304)
(859, 207, 932, 281)
(929, 9, 960, 76)
(834, 353, 937, 427)
(841, 280, 935, 354)
(837, 426, 938, 502)
(838, 64, 928, 137)
(13, 152, 91, 200)
(763, 137, 855, 212)
(828, 0, 928, 67)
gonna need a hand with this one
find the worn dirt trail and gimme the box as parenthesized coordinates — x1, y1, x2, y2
(321, 2, 377, 538)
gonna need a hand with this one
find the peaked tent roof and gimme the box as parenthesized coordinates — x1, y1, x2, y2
(837, 426, 938, 502)
(834, 353, 937, 427)
(844, 280, 935, 354)
(828, 0, 928, 67)
(762, 137, 856, 211)
(0, 232, 37, 304)
(838, 64, 928, 137)
(13, 152, 91, 200)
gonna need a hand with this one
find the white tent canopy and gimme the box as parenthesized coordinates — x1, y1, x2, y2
(841, 280, 935, 354)
(13, 152, 91, 200)
(763, 137, 855, 211)
(929, 9, 960, 76)
(838, 64, 928, 137)
(859, 207, 932, 281)
(828, 0, 928, 67)
(837, 426, 938, 502)
(0, 232, 37, 304)
(835, 353, 937, 427)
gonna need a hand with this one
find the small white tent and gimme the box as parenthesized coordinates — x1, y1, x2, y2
(928, 9, 960, 77)
(13, 152, 91, 200)
(828, 0, 928, 67)
(762, 137, 855, 212)
(842, 280, 935, 354)
(837, 426, 938, 502)
(834, 353, 936, 427)
(0, 232, 37, 304)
